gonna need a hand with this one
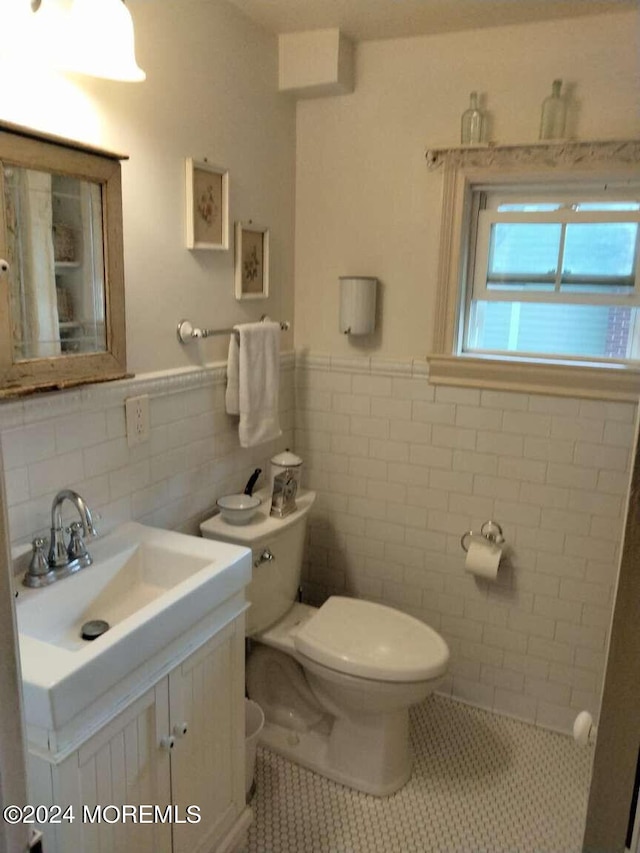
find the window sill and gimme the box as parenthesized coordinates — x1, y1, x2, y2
(427, 354, 640, 401)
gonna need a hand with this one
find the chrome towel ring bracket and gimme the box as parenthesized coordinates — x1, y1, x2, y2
(461, 520, 505, 553)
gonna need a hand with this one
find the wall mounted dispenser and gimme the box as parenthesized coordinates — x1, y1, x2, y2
(339, 276, 377, 335)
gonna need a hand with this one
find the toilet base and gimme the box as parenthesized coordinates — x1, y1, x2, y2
(258, 709, 413, 797)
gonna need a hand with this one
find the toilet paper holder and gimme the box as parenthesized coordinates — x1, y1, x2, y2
(460, 520, 505, 553)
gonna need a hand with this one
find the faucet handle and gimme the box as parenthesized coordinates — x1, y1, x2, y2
(23, 538, 56, 588)
(67, 521, 92, 567)
(29, 538, 50, 574)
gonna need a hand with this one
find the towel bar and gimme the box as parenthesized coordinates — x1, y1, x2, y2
(177, 317, 290, 344)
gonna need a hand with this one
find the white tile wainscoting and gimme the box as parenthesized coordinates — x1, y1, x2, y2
(295, 353, 636, 735)
(0, 354, 295, 556)
(0, 349, 635, 737)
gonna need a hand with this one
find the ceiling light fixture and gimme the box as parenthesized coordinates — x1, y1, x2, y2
(32, 0, 146, 82)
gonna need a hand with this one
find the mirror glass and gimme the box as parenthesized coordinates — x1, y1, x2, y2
(3, 164, 107, 361)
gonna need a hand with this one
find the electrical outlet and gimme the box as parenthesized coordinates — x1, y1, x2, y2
(125, 395, 150, 447)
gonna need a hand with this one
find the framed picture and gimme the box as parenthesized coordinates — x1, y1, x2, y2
(234, 221, 270, 300)
(185, 158, 229, 250)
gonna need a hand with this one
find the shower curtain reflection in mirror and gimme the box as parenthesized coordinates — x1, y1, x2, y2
(3, 164, 107, 361)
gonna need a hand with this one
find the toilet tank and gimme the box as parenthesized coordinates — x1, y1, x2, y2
(200, 490, 316, 635)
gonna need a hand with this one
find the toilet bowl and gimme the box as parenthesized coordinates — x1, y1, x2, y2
(247, 596, 449, 795)
(201, 488, 450, 796)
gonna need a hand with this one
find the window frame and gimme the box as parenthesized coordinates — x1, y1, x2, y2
(427, 140, 640, 401)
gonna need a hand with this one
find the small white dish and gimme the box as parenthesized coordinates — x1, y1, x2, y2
(217, 493, 261, 525)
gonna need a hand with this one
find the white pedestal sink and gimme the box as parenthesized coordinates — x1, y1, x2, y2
(16, 522, 251, 751)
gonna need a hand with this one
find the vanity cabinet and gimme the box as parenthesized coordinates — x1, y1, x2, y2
(27, 615, 250, 853)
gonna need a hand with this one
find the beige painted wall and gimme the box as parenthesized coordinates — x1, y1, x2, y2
(0, 0, 296, 374)
(293, 11, 640, 359)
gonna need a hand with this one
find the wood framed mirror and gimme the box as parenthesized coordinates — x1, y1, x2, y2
(0, 121, 128, 397)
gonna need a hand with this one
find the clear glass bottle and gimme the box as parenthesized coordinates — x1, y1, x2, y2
(461, 91, 484, 145)
(539, 79, 566, 140)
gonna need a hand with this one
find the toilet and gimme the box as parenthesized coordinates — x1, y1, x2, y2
(200, 489, 449, 796)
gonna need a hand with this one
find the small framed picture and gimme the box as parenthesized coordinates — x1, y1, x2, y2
(234, 221, 270, 300)
(185, 158, 229, 250)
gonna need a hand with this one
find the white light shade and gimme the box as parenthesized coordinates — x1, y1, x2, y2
(1, 0, 56, 68)
(63, 0, 146, 82)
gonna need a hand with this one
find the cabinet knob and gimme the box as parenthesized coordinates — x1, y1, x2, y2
(0, 259, 9, 274)
(159, 735, 176, 751)
(173, 722, 189, 738)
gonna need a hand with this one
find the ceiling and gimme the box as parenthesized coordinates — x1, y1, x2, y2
(226, 0, 635, 42)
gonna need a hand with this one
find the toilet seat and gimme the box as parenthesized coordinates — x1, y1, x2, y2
(293, 596, 449, 682)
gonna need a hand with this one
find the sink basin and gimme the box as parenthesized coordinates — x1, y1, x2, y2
(16, 522, 251, 734)
(20, 541, 213, 652)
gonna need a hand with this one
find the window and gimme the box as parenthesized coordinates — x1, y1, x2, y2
(466, 189, 640, 361)
(427, 140, 640, 399)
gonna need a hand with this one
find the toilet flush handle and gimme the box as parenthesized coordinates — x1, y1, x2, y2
(254, 548, 274, 568)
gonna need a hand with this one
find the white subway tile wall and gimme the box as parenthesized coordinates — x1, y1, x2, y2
(295, 354, 636, 735)
(0, 351, 635, 737)
(1, 357, 295, 552)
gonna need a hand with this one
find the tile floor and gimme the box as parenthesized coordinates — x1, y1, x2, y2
(246, 695, 593, 853)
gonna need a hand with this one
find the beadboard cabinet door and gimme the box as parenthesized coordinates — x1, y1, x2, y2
(54, 681, 173, 853)
(169, 620, 246, 853)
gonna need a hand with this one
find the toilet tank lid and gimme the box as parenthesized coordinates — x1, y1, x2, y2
(200, 489, 316, 544)
(293, 596, 449, 682)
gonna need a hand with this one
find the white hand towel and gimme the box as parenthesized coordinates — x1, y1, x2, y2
(225, 321, 282, 448)
(225, 333, 240, 415)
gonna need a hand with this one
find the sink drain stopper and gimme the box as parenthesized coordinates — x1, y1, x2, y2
(81, 619, 110, 641)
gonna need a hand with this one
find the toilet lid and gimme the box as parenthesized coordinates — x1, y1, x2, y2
(293, 596, 449, 682)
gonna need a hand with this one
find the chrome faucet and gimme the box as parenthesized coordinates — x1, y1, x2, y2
(23, 490, 98, 588)
(48, 489, 97, 569)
